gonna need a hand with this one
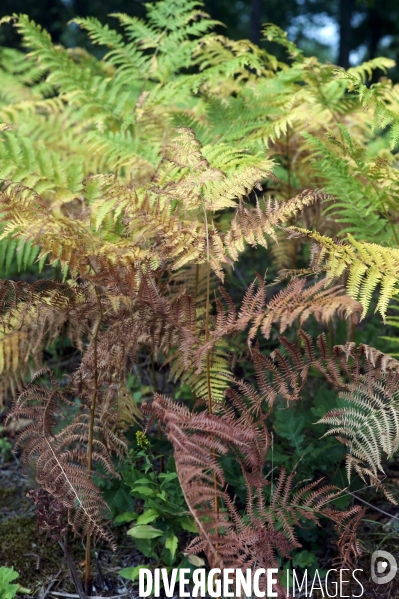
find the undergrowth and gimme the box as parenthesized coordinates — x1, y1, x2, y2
(1, 0, 399, 596)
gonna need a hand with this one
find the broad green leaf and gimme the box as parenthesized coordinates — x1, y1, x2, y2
(133, 478, 155, 485)
(132, 485, 155, 496)
(102, 481, 135, 518)
(119, 565, 151, 581)
(0, 566, 19, 585)
(179, 516, 197, 533)
(113, 511, 138, 525)
(137, 508, 159, 524)
(165, 534, 178, 559)
(158, 472, 178, 482)
(127, 524, 164, 539)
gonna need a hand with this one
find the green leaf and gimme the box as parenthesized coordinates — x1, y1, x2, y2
(178, 516, 197, 533)
(132, 538, 158, 558)
(137, 508, 159, 524)
(158, 472, 178, 482)
(127, 524, 164, 539)
(274, 409, 305, 452)
(102, 481, 135, 518)
(133, 478, 155, 485)
(16, 239, 25, 271)
(165, 534, 178, 559)
(5, 238, 16, 273)
(0, 566, 19, 585)
(292, 550, 318, 569)
(132, 485, 156, 496)
(0, 566, 21, 599)
(119, 565, 150, 581)
(113, 511, 138, 525)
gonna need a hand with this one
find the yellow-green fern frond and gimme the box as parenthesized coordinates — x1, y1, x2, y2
(288, 227, 399, 320)
(345, 57, 395, 85)
(335, 70, 399, 150)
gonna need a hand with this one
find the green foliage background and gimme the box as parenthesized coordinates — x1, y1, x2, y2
(2, 0, 399, 593)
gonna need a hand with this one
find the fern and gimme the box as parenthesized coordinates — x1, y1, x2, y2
(287, 227, 399, 319)
(335, 68, 399, 150)
(2, 0, 399, 588)
(144, 393, 362, 588)
(319, 376, 399, 503)
(5, 371, 119, 548)
(302, 132, 393, 243)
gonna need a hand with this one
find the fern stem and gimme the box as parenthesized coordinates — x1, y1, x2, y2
(194, 263, 200, 301)
(202, 206, 220, 569)
(202, 206, 212, 414)
(151, 353, 164, 472)
(59, 537, 87, 599)
(85, 285, 103, 596)
(286, 127, 292, 201)
(205, 265, 212, 413)
(387, 213, 399, 246)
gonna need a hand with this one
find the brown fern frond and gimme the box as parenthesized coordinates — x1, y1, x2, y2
(325, 506, 365, 569)
(228, 331, 399, 500)
(197, 277, 361, 374)
(0, 279, 79, 327)
(144, 392, 360, 592)
(250, 276, 361, 341)
(0, 280, 93, 408)
(265, 468, 353, 550)
(0, 181, 95, 276)
(144, 393, 289, 598)
(224, 189, 330, 261)
(5, 371, 118, 549)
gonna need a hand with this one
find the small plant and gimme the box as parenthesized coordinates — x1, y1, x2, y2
(0, 566, 31, 598)
(0, 426, 12, 461)
(118, 432, 197, 583)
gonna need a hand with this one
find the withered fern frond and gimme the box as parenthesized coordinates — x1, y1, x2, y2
(144, 393, 363, 592)
(144, 393, 289, 599)
(197, 277, 361, 369)
(5, 371, 117, 549)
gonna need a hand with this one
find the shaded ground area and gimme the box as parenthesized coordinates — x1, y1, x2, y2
(0, 458, 141, 597)
(2, 455, 399, 598)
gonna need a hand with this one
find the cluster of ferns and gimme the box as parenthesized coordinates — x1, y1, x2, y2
(1, 0, 399, 596)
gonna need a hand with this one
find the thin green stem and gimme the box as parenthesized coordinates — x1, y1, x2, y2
(202, 205, 220, 573)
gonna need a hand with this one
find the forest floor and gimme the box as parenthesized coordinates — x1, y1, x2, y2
(0, 456, 140, 598)
(2, 452, 399, 598)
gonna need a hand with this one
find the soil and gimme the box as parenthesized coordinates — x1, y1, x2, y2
(2, 455, 399, 598)
(0, 457, 141, 598)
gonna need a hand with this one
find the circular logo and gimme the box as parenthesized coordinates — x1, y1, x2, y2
(371, 550, 397, 584)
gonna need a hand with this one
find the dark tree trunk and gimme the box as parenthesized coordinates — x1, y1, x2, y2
(368, 7, 383, 60)
(338, 0, 355, 68)
(249, 0, 262, 46)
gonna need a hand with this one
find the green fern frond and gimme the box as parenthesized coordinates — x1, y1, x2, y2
(345, 57, 395, 84)
(335, 70, 399, 150)
(319, 376, 399, 495)
(302, 131, 392, 243)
